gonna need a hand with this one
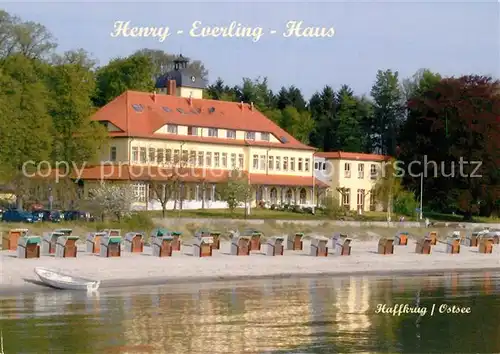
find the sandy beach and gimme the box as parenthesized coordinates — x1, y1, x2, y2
(1, 236, 500, 294)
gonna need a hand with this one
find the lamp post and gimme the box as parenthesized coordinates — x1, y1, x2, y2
(419, 171, 423, 220)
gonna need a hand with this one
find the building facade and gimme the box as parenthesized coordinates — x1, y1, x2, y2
(314, 152, 389, 212)
(76, 56, 327, 210)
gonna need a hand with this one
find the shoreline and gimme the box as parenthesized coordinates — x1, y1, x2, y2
(2, 266, 500, 296)
(2, 239, 500, 296)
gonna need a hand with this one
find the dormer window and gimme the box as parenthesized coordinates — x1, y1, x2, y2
(261, 132, 270, 141)
(245, 131, 256, 140)
(208, 128, 218, 137)
(132, 104, 144, 112)
(176, 108, 185, 114)
(167, 125, 178, 134)
(162, 106, 172, 112)
(226, 130, 236, 139)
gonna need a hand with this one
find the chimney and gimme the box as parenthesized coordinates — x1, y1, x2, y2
(153, 90, 157, 102)
(167, 79, 176, 96)
(250, 102, 254, 111)
(240, 101, 244, 110)
(189, 92, 193, 106)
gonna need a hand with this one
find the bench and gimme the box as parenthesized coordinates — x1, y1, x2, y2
(394, 231, 409, 246)
(378, 238, 394, 255)
(193, 233, 213, 257)
(2, 228, 28, 251)
(55, 236, 79, 258)
(427, 231, 438, 245)
(99, 235, 122, 257)
(152, 235, 174, 257)
(287, 233, 304, 250)
(263, 237, 284, 256)
(415, 238, 432, 254)
(17, 236, 41, 259)
(86, 232, 107, 254)
(309, 238, 328, 257)
(41, 232, 65, 255)
(445, 236, 460, 254)
(230, 235, 251, 256)
(479, 237, 494, 254)
(124, 232, 144, 253)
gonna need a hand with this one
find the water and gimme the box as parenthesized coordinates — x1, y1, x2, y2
(1, 272, 499, 353)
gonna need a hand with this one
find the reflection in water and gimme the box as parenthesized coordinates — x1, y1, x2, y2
(0, 272, 500, 353)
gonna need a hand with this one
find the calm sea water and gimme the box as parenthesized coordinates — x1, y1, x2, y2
(1, 272, 499, 353)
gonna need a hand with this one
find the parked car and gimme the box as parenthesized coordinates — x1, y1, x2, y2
(33, 210, 64, 223)
(2, 209, 40, 223)
(63, 210, 95, 222)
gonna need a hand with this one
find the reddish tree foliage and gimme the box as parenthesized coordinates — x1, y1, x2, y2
(401, 75, 500, 219)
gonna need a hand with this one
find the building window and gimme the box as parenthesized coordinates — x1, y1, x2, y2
(246, 131, 256, 140)
(342, 189, 351, 208)
(206, 152, 212, 167)
(231, 153, 237, 168)
(222, 153, 228, 167)
(283, 157, 288, 171)
(323, 162, 327, 170)
(173, 149, 180, 164)
(298, 158, 303, 171)
(110, 146, 117, 161)
(167, 125, 178, 134)
(148, 148, 155, 163)
(370, 164, 378, 179)
(357, 189, 365, 211)
(165, 149, 172, 164)
(238, 154, 244, 168)
(156, 149, 164, 164)
(133, 183, 147, 202)
(290, 157, 295, 171)
(261, 132, 270, 141)
(227, 130, 236, 139)
(182, 150, 188, 165)
(268, 156, 274, 170)
(253, 154, 258, 169)
(189, 151, 196, 166)
(370, 189, 376, 211)
(214, 152, 220, 167)
(188, 126, 199, 136)
(139, 148, 147, 163)
(305, 158, 310, 172)
(260, 155, 266, 170)
(358, 164, 364, 179)
(300, 188, 307, 204)
(208, 128, 218, 137)
(314, 162, 319, 170)
(197, 151, 204, 167)
(344, 163, 351, 178)
(132, 147, 138, 162)
(276, 156, 281, 171)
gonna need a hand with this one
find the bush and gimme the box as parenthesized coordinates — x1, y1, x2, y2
(394, 190, 419, 217)
(323, 196, 343, 219)
(91, 212, 155, 233)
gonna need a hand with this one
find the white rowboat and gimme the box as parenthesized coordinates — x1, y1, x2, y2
(34, 267, 100, 292)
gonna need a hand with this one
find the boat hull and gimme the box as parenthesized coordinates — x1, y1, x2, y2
(34, 267, 100, 292)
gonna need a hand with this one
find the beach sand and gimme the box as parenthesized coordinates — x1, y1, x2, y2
(1, 236, 500, 294)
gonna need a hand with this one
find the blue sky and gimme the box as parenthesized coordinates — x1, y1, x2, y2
(2, 1, 499, 99)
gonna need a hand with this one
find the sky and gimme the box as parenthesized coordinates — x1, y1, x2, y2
(1, 1, 499, 99)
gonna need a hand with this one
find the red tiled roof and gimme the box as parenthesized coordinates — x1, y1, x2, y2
(62, 164, 327, 187)
(315, 151, 390, 161)
(92, 91, 314, 150)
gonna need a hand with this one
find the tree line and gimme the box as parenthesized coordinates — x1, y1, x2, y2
(0, 10, 498, 219)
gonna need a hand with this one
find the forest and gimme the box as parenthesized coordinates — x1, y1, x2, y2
(0, 10, 498, 219)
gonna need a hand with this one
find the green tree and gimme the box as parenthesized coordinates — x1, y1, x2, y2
(46, 52, 108, 168)
(370, 69, 405, 155)
(280, 106, 314, 144)
(218, 169, 251, 215)
(93, 54, 155, 107)
(0, 54, 53, 208)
